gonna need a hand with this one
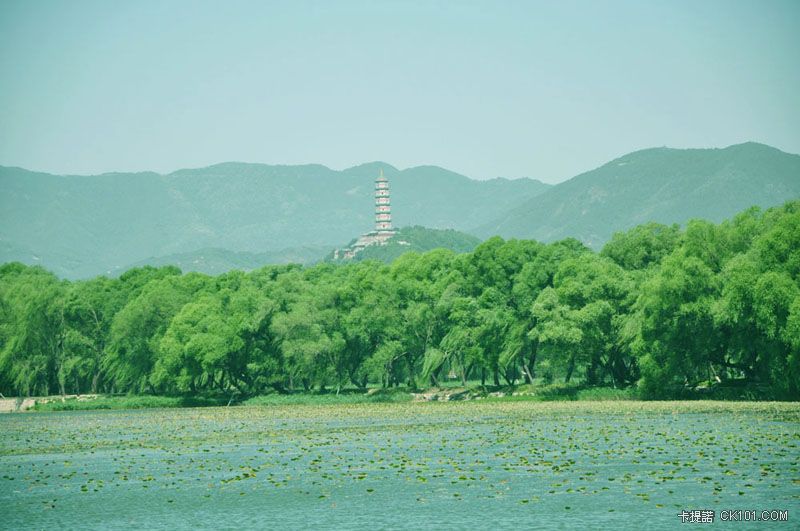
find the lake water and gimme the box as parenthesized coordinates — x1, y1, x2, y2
(1, 401, 798, 529)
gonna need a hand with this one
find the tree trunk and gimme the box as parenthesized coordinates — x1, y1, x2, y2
(502, 368, 515, 386)
(406, 354, 416, 388)
(565, 355, 576, 383)
(58, 370, 66, 396)
(527, 349, 537, 382)
(91, 371, 100, 394)
(383, 362, 392, 389)
(586, 358, 598, 386)
(522, 363, 533, 384)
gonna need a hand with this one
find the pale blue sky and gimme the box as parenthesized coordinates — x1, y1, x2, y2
(0, 0, 798, 183)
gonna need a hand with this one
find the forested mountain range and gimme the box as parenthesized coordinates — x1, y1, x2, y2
(0, 163, 548, 278)
(476, 142, 800, 247)
(1, 142, 798, 279)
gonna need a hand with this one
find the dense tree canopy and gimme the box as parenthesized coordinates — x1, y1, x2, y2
(1, 201, 798, 399)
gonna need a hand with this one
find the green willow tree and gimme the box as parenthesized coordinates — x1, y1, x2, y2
(0, 201, 797, 400)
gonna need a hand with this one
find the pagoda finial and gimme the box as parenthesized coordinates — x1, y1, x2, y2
(379, 168, 384, 178)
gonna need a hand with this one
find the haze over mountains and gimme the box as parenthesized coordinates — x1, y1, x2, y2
(0, 163, 548, 278)
(1, 142, 798, 279)
(476, 142, 800, 247)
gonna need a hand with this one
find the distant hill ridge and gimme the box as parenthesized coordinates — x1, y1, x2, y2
(474, 142, 800, 247)
(0, 161, 548, 278)
(1, 142, 798, 278)
(124, 246, 330, 276)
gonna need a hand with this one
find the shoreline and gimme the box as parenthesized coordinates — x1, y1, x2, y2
(4, 384, 796, 413)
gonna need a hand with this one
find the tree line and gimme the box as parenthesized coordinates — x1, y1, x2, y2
(1, 201, 798, 399)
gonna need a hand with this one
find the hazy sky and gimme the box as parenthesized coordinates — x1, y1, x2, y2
(1, 0, 798, 183)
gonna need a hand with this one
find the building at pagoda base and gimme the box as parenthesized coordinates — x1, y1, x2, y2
(333, 169, 407, 260)
(335, 231, 395, 260)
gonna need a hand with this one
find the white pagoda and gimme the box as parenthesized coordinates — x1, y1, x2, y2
(374, 169, 393, 233)
(335, 169, 405, 259)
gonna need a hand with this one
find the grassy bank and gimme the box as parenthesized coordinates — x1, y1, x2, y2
(32, 395, 229, 412)
(32, 389, 413, 411)
(27, 381, 789, 412)
(242, 389, 413, 407)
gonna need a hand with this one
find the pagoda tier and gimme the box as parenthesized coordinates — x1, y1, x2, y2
(374, 169, 394, 232)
